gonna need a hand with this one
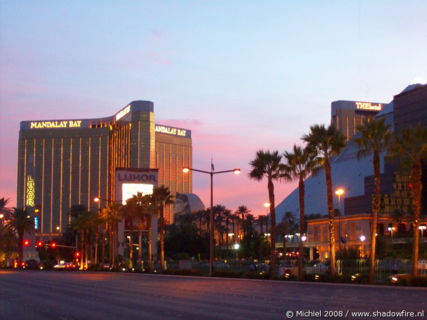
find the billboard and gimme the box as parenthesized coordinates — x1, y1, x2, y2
(115, 168, 158, 203)
(121, 183, 154, 205)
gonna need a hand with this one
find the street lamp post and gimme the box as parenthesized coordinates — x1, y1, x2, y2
(183, 164, 240, 276)
(335, 188, 345, 250)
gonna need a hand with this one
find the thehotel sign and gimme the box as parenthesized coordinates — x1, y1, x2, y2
(30, 120, 82, 129)
(355, 102, 382, 112)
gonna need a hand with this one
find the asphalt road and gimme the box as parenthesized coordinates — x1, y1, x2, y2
(0, 271, 426, 320)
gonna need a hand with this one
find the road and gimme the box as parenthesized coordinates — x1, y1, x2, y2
(0, 271, 425, 320)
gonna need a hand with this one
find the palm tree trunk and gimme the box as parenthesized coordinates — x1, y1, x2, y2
(241, 213, 245, 238)
(94, 229, 99, 265)
(324, 156, 336, 275)
(138, 230, 142, 267)
(160, 205, 165, 273)
(226, 221, 229, 250)
(369, 152, 380, 283)
(108, 223, 113, 267)
(268, 177, 276, 279)
(85, 232, 89, 268)
(89, 231, 93, 265)
(101, 224, 106, 266)
(129, 224, 134, 269)
(148, 215, 152, 272)
(18, 232, 24, 265)
(232, 219, 235, 241)
(298, 176, 305, 280)
(80, 230, 85, 270)
(411, 161, 422, 277)
(113, 222, 118, 267)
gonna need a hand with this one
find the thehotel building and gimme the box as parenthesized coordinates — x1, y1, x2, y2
(17, 101, 192, 237)
(276, 84, 427, 260)
(331, 100, 385, 140)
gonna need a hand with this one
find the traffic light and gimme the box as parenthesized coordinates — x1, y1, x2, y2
(37, 241, 43, 248)
(24, 240, 30, 246)
(75, 252, 80, 258)
(51, 242, 57, 248)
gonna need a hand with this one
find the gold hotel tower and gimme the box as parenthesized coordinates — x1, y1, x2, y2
(17, 101, 192, 237)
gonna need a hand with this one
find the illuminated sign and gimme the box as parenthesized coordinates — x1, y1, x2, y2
(122, 183, 154, 205)
(155, 125, 187, 137)
(117, 172, 158, 183)
(355, 102, 382, 112)
(30, 120, 82, 129)
(26, 176, 35, 207)
(34, 217, 39, 230)
(115, 105, 131, 121)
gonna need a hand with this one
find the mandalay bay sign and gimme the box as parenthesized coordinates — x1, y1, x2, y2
(30, 120, 82, 129)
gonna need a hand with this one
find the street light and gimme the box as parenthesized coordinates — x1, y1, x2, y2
(183, 164, 240, 276)
(335, 188, 345, 249)
(335, 188, 344, 213)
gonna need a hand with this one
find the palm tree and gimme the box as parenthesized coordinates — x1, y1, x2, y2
(243, 214, 255, 236)
(389, 124, 427, 276)
(0, 225, 17, 264)
(89, 212, 104, 265)
(195, 209, 205, 233)
(123, 192, 150, 269)
(99, 203, 121, 267)
(256, 215, 266, 235)
(214, 208, 225, 247)
(353, 118, 391, 283)
(283, 144, 320, 280)
(235, 205, 250, 239)
(276, 212, 296, 252)
(303, 125, 345, 275)
(223, 209, 232, 250)
(0, 198, 11, 217)
(231, 213, 240, 242)
(249, 150, 283, 279)
(72, 211, 92, 269)
(151, 186, 174, 273)
(8, 208, 34, 264)
(97, 207, 108, 266)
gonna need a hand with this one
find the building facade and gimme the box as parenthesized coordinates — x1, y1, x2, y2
(17, 101, 192, 237)
(306, 214, 427, 261)
(331, 100, 385, 141)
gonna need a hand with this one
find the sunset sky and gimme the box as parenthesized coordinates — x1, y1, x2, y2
(1, 1, 426, 216)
